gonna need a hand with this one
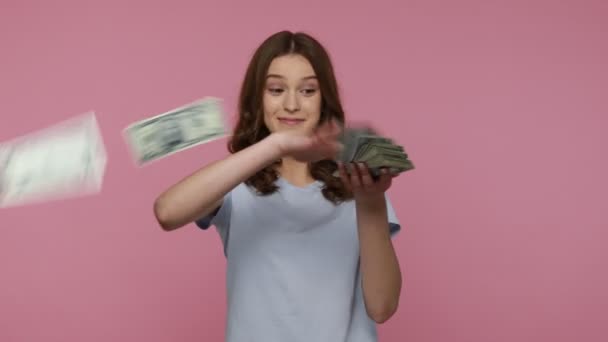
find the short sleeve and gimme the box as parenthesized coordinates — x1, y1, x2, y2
(385, 194, 401, 237)
(194, 192, 232, 255)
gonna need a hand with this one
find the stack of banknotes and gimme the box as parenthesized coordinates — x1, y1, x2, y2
(334, 125, 414, 179)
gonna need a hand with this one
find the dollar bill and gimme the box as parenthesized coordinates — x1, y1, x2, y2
(333, 124, 414, 179)
(123, 97, 228, 166)
(0, 111, 107, 208)
(336, 126, 378, 162)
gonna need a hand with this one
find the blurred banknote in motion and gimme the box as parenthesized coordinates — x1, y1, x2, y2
(124, 97, 228, 166)
(334, 124, 414, 179)
(0, 112, 108, 208)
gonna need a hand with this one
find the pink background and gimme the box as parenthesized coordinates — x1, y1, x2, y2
(1, 0, 607, 341)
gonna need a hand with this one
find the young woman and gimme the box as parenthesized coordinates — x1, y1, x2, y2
(153, 30, 403, 342)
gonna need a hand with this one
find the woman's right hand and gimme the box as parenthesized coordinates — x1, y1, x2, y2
(272, 119, 343, 163)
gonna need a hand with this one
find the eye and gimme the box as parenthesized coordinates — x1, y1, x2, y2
(267, 87, 284, 95)
(301, 88, 318, 96)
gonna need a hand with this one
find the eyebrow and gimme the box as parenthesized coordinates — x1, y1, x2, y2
(266, 74, 318, 81)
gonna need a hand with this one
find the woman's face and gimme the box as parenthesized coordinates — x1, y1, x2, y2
(263, 54, 322, 135)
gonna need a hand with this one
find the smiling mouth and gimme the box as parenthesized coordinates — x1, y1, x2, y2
(278, 118, 305, 125)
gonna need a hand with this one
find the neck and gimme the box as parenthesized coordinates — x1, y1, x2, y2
(277, 157, 315, 187)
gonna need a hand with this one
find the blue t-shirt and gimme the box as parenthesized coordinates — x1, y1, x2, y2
(196, 176, 401, 342)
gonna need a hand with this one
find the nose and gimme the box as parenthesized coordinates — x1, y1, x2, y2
(283, 91, 300, 113)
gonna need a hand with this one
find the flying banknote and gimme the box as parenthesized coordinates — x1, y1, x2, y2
(0, 111, 107, 208)
(123, 97, 229, 166)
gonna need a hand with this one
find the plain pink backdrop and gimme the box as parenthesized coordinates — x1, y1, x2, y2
(1, 0, 607, 341)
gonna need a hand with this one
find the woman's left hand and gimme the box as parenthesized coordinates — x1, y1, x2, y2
(338, 162, 394, 202)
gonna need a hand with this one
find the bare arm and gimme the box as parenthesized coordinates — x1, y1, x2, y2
(153, 134, 283, 231)
(356, 195, 402, 324)
(335, 162, 402, 323)
(153, 119, 342, 231)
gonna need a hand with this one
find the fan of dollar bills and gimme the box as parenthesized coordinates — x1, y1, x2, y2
(333, 125, 414, 179)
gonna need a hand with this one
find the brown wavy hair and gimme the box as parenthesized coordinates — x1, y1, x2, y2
(227, 30, 353, 204)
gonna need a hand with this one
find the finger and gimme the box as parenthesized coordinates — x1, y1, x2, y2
(314, 128, 340, 154)
(332, 141, 344, 155)
(330, 120, 342, 138)
(313, 127, 330, 144)
(322, 142, 342, 160)
(317, 130, 341, 157)
(337, 162, 352, 191)
(357, 162, 375, 187)
(328, 119, 342, 136)
(349, 163, 362, 189)
(306, 135, 320, 149)
(318, 123, 339, 142)
(316, 127, 333, 144)
(385, 167, 399, 179)
(320, 119, 341, 137)
(378, 168, 393, 186)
